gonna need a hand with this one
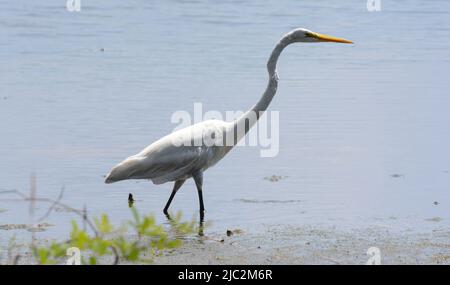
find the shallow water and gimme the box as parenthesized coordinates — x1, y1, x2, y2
(1, 0, 450, 245)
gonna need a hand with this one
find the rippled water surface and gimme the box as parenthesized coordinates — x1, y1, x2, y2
(1, 0, 450, 243)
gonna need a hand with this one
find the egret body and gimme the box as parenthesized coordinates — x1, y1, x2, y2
(105, 28, 352, 220)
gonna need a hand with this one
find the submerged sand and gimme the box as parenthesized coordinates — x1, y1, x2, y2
(151, 224, 450, 265)
(2, 223, 449, 265)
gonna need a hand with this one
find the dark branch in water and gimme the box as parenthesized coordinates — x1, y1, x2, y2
(0, 186, 123, 264)
(0, 176, 191, 265)
(0, 189, 99, 237)
(37, 186, 65, 222)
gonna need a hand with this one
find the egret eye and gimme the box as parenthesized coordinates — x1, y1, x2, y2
(304, 31, 317, 39)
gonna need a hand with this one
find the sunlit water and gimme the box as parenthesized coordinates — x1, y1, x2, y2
(1, 0, 450, 246)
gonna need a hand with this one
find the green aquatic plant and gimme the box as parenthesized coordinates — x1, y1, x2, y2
(32, 207, 196, 265)
(0, 182, 199, 264)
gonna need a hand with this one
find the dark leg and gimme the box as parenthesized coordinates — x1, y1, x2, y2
(193, 172, 205, 223)
(163, 179, 185, 216)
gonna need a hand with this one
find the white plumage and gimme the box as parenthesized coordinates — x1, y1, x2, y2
(105, 28, 352, 220)
(105, 120, 231, 185)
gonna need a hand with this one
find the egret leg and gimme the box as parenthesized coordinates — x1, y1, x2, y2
(163, 179, 185, 216)
(193, 172, 205, 222)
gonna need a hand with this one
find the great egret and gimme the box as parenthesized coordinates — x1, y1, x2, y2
(105, 28, 352, 220)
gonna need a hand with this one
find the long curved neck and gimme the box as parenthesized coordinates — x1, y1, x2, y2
(231, 36, 291, 144)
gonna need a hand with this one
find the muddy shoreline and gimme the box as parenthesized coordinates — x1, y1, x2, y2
(153, 224, 450, 265)
(3, 223, 449, 265)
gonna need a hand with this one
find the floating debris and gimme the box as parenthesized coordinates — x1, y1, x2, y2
(54, 206, 75, 213)
(236, 198, 301, 204)
(425, 217, 443, 222)
(27, 223, 54, 232)
(264, 175, 288, 182)
(226, 229, 243, 237)
(0, 223, 53, 231)
(390, 174, 405, 178)
(0, 224, 27, 230)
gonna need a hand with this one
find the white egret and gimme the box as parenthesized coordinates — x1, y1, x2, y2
(105, 28, 352, 220)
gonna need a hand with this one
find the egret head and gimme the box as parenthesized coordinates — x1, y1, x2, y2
(285, 28, 353, 44)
